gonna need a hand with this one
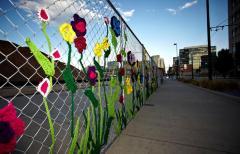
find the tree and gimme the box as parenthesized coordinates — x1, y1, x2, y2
(216, 49, 233, 78)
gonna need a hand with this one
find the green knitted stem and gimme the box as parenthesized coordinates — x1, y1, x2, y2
(43, 97, 55, 154)
(94, 57, 104, 79)
(71, 92, 74, 138)
(79, 53, 87, 77)
(63, 42, 77, 93)
(84, 88, 99, 108)
(68, 118, 80, 154)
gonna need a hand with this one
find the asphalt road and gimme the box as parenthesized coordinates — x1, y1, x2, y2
(106, 80, 240, 154)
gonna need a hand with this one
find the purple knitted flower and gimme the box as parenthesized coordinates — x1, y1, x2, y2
(71, 14, 86, 37)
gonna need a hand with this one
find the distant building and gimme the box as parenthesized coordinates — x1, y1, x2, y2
(179, 45, 216, 76)
(179, 49, 190, 65)
(151, 55, 165, 69)
(179, 45, 216, 70)
(160, 58, 165, 69)
(151, 55, 160, 67)
(173, 57, 178, 67)
(151, 55, 165, 74)
(228, 0, 240, 73)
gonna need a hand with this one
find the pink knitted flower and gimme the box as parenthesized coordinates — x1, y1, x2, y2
(38, 8, 49, 22)
(0, 103, 25, 154)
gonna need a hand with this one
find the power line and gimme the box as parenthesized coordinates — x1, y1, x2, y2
(210, 23, 240, 32)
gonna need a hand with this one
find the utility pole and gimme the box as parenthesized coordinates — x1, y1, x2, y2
(206, 0, 212, 80)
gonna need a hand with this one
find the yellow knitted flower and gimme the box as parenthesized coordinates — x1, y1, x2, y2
(126, 84, 133, 94)
(59, 23, 76, 43)
(125, 77, 133, 94)
(94, 42, 103, 57)
(126, 77, 131, 85)
(101, 37, 110, 51)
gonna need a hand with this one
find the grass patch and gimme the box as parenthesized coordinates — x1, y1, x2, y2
(178, 78, 239, 92)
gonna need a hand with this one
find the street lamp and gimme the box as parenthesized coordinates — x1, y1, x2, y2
(173, 43, 179, 79)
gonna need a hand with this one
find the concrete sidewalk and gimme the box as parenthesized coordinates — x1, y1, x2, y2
(106, 80, 240, 154)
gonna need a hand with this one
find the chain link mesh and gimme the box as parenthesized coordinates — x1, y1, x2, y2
(0, 0, 160, 153)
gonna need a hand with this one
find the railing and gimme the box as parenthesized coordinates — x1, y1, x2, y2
(0, 0, 159, 153)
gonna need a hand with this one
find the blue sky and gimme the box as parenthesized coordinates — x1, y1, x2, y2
(114, 0, 228, 68)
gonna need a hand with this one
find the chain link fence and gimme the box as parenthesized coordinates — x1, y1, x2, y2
(0, 0, 160, 153)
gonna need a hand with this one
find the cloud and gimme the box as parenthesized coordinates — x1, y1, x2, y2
(166, 8, 177, 15)
(166, 0, 198, 15)
(122, 9, 135, 17)
(180, 0, 198, 10)
(117, 8, 135, 21)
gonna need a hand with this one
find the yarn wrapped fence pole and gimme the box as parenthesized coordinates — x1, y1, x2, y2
(0, 0, 160, 153)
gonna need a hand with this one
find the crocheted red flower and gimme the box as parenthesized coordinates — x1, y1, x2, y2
(119, 67, 125, 76)
(0, 103, 25, 154)
(38, 8, 49, 22)
(51, 48, 61, 60)
(88, 66, 97, 86)
(74, 36, 87, 54)
(71, 14, 86, 37)
(117, 54, 122, 63)
(119, 95, 124, 104)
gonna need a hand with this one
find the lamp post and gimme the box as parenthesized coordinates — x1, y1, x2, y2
(173, 43, 179, 79)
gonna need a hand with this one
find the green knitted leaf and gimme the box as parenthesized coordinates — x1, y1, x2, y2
(110, 76, 117, 87)
(124, 30, 128, 42)
(63, 67, 77, 93)
(85, 88, 99, 108)
(26, 37, 54, 76)
(104, 48, 111, 58)
(94, 57, 104, 79)
(121, 49, 126, 57)
(83, 108, 90, 154)
(108, 86, 120, 118)
(68, 118, 80, 154)
(110, 27, 117, 53)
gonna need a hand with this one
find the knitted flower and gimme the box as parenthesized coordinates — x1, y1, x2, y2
(88, 66, 97, 86)
(37, 78, 50, 97)
(117, 54, 122, 62)
(94, 43, 103, 57)
(111, 16, 121, 37)
(51, 48, 61, 60)
(38, 8, 49, 22)
(71, 14, 87, 37)
(119, 95, 124, 104)
(126, 77, 131, 85)
(127, 51, 136, 66)
(0, 103, 25, 154)
(59, 23, 76, 43)
(126, 85, 133, 95)
(74, 36, 87, 54)
(101, 37, 110, 51)
(119, 67, 125, 76)
(126, 77, 133, 94)
(104, 17, 110, 25)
